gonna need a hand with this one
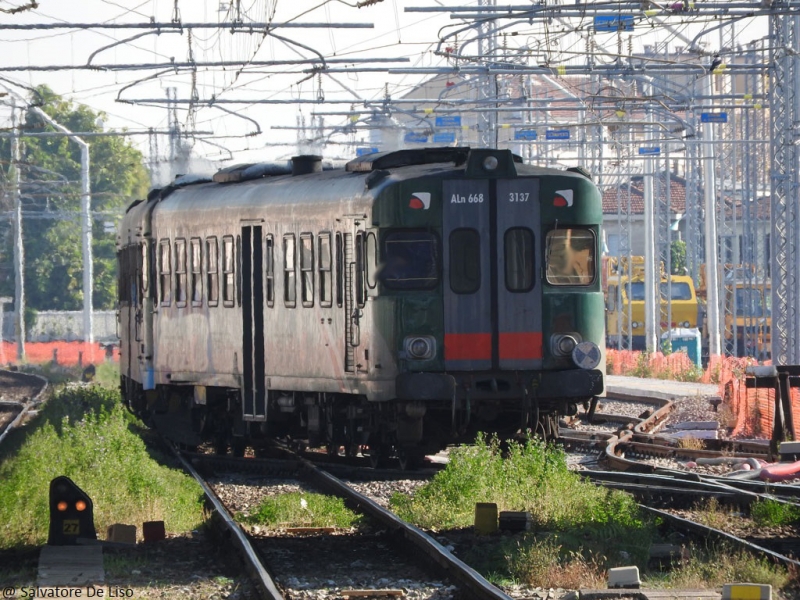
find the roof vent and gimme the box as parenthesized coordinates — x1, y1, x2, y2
(291, 155, 323, 176)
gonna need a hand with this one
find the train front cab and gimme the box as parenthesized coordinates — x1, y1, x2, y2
(388, 149, 605, 445)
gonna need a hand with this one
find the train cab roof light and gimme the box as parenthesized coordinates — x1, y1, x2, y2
(465, 149, 518, 178)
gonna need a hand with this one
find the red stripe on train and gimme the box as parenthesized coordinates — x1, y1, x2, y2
(499, 332, 543, 360)
(444, 333, 492, 361)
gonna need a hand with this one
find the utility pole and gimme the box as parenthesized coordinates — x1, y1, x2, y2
(701, 73, 722, 357)
(31, 107, 93, 344)
(11, 104, 25, 361)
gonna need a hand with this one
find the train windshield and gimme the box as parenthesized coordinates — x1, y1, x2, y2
(545, 228, 595, 286)
(627, 282, 693, 301)
(381, 230, 439, 290)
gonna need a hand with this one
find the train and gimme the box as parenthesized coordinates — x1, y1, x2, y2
(117, 147, 606, 467)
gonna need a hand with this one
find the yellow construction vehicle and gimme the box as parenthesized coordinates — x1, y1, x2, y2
(604, 256, 700, 351)
(697, 265, 771, 359)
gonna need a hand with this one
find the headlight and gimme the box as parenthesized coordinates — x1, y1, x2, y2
(682, 321, 690, 328)
(404, 336, 435, 360)
(551, 333, 581, 357)
(572, 341, 602, 370)
(631, 321, 640, 329)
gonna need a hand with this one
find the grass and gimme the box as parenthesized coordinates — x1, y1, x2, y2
(0, 384, 205, 548)
(239, 491, 363, 529)
(391, 434, 656, 576)
(390, 434, 795, 593)
(648, 542, 792, 591)
(750, 499, 800, 528)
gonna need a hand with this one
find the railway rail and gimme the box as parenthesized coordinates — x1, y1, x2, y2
(0, 368, 48, 446)
(176, 447, 517, 600)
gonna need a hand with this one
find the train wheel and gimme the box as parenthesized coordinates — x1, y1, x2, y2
(368, 445, 387, 469)
(397, 448, 425, 471)
(231, 437, 246, 458)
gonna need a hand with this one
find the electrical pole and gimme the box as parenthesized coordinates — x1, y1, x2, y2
(11, 104, 25, 361)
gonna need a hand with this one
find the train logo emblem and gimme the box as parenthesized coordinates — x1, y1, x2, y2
(409, 192, 431, 210)
(554, 189, 573, 207)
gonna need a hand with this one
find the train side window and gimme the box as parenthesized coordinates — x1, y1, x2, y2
(449, 228, 480, 294)
(381, 230, 439, 291)
(319, 232, 332, 307)
(504, 227, 534, 292)
(607, 285, 617, 311)
(355, 232, 366, 308)
(175, 238, 187, 307)
(141, 242, 149, 294)
(190, 237, 202, 307)
(158, 239, 171, 306)
(300, 232, 314, 307)
(266, 235, 275, 308)
(206, 237, 219, 307)
(545, 228, 595, 286)
(222, 235, 235, 307)
(236, 235, 242, 307)
(284, 233, 296, 307)
(335, 232, 343, 308)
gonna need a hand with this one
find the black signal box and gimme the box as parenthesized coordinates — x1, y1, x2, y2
(47, 476, 97, 545)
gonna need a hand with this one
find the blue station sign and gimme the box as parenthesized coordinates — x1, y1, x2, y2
(701, 112, 728, 123)
(638, 147, 661, 156)
(434, 116, 461, 127)
(594, 15, 634, 32)
(404, 132, 429, 144)
(545, 129, 570, 140)
(433, 132, 456, 144)
(356, 147, 379, 156)
(514, 129, 538, 141)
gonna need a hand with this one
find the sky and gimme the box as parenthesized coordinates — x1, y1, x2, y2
(0, 0, 773, 174)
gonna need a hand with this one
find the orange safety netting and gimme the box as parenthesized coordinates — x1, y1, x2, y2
(606, 349, 800, 440)
(0, 341, 118, 367)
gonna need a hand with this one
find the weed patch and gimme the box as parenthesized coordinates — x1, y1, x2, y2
(647, 542, 790, 590)
(750, 499, 800, 527)
(239, 492, 362, 529)
(0, 386, 204, 548)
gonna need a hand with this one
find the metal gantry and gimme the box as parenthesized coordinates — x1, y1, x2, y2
(4, 3, 800, 363)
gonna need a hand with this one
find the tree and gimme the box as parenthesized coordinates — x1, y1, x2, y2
(670, 239, 687, 275)
(0, 85, 150, 311)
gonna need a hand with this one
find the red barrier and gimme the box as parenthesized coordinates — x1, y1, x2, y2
(0, 341, 118, 367)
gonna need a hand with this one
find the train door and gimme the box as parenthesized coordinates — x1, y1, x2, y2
(442, 179, 542, 371)
(241, 224, 266, 420)
(342, 225, 366, 373)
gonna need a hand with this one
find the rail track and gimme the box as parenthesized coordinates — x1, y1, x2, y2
(174, 447, 519, 600)
(0, 368, 48, 446)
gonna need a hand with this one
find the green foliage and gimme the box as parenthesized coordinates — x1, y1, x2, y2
(629, 352, 654, 378)
(390, 434, 646, 534)
(0, 85, 150, 310)
(670, 239, 687, 275)
(0, 386, 204, 548)
(239, 492, 363, 529)
(750, 499, 800, 527)
(648, 543, 789, 590)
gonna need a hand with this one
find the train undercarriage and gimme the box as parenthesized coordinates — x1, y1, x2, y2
(120, 373, 590, 469)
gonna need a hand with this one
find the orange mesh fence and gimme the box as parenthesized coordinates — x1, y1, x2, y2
(606, 348, 798, 440)
(0, 341, 118, 367)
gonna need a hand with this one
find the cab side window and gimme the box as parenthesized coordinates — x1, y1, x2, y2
(159, 239, 171, 306)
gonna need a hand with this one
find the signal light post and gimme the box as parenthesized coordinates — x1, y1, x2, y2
(47, 476, 97, 545)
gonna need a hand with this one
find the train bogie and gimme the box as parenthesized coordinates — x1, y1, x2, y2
(117, 148, 605, 464)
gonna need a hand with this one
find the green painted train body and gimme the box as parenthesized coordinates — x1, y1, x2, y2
(117, 148, 605, 466)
